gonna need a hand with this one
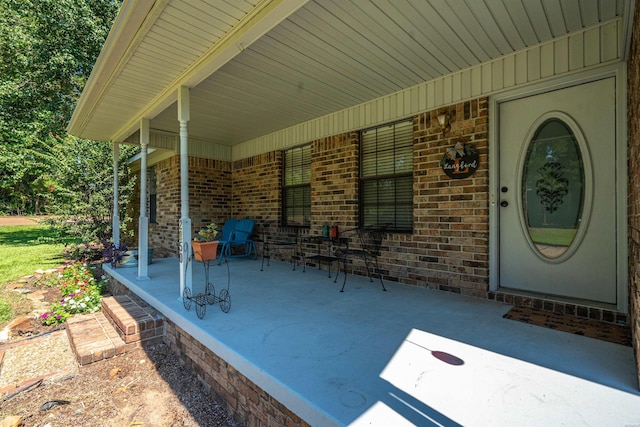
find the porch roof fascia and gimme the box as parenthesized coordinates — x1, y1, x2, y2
(66, 0, 162, 139)
(67, 0, 310, 143)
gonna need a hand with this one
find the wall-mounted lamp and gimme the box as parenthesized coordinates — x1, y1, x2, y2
(437, 113, 451, 137)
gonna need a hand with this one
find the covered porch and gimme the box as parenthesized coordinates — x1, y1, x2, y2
(105, 256, 639, 426)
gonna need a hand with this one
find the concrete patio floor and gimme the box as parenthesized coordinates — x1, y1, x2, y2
(105, 257, 640, 426)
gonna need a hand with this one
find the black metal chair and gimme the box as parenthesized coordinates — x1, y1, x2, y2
(335, 226, 387, 292)
(260, 222, 300, 271)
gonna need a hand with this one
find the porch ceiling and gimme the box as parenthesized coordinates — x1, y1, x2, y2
(68, 0, 630, 146)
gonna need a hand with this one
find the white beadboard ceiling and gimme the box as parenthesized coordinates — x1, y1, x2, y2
(68, 0, 631, 148)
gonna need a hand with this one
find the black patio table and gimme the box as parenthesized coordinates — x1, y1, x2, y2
(301, 235, 349, 278)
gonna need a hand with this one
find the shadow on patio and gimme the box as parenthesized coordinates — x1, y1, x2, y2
(105, 257, 640, 426)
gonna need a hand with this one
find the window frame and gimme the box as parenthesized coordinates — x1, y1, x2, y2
(149, 165, 157, 224)
(359, 119, 414, 232)
(282, 144, 311, 228)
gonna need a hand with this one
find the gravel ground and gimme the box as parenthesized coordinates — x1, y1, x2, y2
(0, 331, 77, 389)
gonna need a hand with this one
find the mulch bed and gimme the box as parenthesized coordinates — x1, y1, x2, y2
(503, 306, 632, 347)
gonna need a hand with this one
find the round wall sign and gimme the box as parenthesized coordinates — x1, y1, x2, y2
(441, 142, 479, 179)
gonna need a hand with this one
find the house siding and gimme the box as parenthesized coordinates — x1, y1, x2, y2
(627, 0, 640, 389)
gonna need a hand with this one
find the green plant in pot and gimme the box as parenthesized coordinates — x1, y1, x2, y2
(191, 223, 219, 262)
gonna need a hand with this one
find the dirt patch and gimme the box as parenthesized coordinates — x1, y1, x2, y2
(0, 216, 40, 227)
(0, 342, 239, 426)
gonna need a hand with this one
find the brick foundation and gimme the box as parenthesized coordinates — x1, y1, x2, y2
(488, 291, 629, 325)
(107, 275, 309, 426)
(164, 319, 311, 427)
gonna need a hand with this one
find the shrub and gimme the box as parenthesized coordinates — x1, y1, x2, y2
(63, 243, 105, 263)
(40, 262, 108, 325)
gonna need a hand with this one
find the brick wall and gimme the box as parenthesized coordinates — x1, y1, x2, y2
(311, 132, 360, 231)
(188, 157, 232, 230)
(230, 151, 283, 253)
(149, 156, 179, 257)
(227, 100, 490, 295)
(143, 100, 490, 293)
(231, 151, 281, 222)
(146, 156, 232, 258)
(408, 101, 489, 295)
(627, 0, 640, 388)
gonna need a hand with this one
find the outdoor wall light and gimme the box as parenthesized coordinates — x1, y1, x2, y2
(437, 112, 451, 137)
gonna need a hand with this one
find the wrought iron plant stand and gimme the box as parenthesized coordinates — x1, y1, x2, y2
(183, 243, 231, 319)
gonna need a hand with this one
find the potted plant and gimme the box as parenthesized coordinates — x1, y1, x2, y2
(102, 240, 129, 268)
(191, 223, 219, 262)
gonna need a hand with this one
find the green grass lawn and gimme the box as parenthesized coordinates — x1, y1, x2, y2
(0, 224, 81, 326)
(0, 224, 79, 285)
(528, 227, 577, 247)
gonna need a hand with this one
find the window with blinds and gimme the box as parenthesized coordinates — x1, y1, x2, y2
(282, 144, 311, 227)
(360, 120, 413, 231)
(149, 165, 157, 224)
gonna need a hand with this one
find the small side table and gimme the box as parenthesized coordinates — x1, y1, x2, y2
(302, 236, 348, 278)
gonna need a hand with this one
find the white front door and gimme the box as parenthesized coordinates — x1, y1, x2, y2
(498, 78, 617, 304)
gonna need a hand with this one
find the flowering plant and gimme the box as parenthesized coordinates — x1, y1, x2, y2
(194, 223, 219, 242)
(102, 239, 129, 267)
(40, 262, 108, 326)
(41, 302, 72, 325)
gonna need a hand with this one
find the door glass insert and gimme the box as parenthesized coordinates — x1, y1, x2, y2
(522, 119, 584, 259)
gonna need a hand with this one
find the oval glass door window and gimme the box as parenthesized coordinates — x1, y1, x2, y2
(521, 119, 585, 259)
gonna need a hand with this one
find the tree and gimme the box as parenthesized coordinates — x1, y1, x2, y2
(0, 0, 120, 215)
(46, 134, 137, 242)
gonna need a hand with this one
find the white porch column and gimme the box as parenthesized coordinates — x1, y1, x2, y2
(137, 118, 150, 280)
(112, 142, 120, 247)
(178, 86, 192, 298)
